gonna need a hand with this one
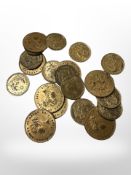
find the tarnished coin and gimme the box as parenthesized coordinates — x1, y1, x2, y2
(71, 98, 94, 125)
(25, 109, 56, 143)
(46, 33, 67, 50)
(101, 53, 125, 74)
(23, 32, 47, 54)
(97, 103, 123, 121)
(42, 61, 60, 83)
(84, 107, 116, 140)
(6, 73, 30, 96)
(34, 83, 64, 113)
(85, 70, 115, 97)
(69, 42, 91, 62)
(61, 76, 85, 100)
(97, 88, 121, 108)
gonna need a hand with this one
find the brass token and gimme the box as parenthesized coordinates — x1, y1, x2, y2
(25, 109, 56, 143)
(101, 53, 125, 74)
(42, 61, 60, 83)
(69, 42, 91, 62)
(71, 98, 94, 125)
(84, 107, 116, 140)
(46, 33, 67, 50)
(85, 70, 115, 97)
(6, 73, 30, 96)
(34, 83, 64, 113)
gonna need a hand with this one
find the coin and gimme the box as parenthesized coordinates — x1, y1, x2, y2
(69, 42, 91, 62)
(61, 76, 85, 100)
(34, 83, 64, 112)
(25, 109, 56, 143)
(85, 70, 115, 97)
(71, 98, 94, 125)
(23, 32, 47, 54)
(101, 53, 125, 74)
(6, 73, 30, 96)
(42, 61, 60, 83)
(84, 107, 116, 140)
(46, 33, 67, 50)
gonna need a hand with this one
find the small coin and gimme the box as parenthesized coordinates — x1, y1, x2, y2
(97, 88, 121, 108)
(69, 42, 91, 62)
(61, 76, 85, 100)
(46, 33, 67, 50)
(6, 73, 30, 96)
(34, 83, 64, 113)
(71, 98, 94, 125)
(25, 109, 56, 143)
(85, 70, 115, 97)
(97, 103, 123, 121)
(101, 53, 125, 74)
(42, 61, 60, 83)
(23, 32, 47, 54)
(84, 107, 116, 140)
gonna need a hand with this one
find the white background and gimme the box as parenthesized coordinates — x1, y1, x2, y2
(0, 0, 131, 175)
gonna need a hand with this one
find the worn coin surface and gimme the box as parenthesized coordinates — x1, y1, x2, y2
(85, 70, 115, 97)
(46, 33, 67, 50)
(101, 53, 124, 74)
(25, 109, 56, 143)
(6, 73, 30, 96)
(34, 83, 64, 112)
(84, 107, 116, 140)
(71, 98, 94, 125)
(69, 42, 91, 62)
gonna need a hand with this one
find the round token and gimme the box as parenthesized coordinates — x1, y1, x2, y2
(85, 70, 115, 97)
(84, 107, 116, 140)
(69, 42, 91, 62)
(25, 109, 56, 143)
(46, 33, 67, 50)
(6, 73, 30, 96)
(34, 83, 64, 113)
(101, 53, 125, 74)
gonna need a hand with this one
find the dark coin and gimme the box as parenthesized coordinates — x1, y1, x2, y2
(84, 107, 116, 140)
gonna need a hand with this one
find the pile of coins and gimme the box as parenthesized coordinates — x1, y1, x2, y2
(6, 32, 125, 142)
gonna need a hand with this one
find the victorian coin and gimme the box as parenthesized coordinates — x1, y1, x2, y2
(46, 33, 67, 50)
(101, 53, 125, 74)
(25, 109, 56, 143)
(71, 98, 94, 125)
(84, 107, 116, 140)
(85, 70, 115, 97)
(34, 83, 64, 113)
(69, 42, 91, 62)
(6, 73, 30, 96)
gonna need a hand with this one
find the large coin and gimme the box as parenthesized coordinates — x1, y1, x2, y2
(84, 107, 116, 140)
(6, 73, 30, 96)
(34, 83, 64, 112)
(46, 33, 67, 50)
(101, 53, 125, 74)
(69, 42, 91, 62)
(71, 98, 94, 125)
(85, 70, 115, 97)
(25, 109, 56, 143)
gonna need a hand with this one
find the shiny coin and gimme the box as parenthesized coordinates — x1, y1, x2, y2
(85, 70, 115, 97)
(25, 109, 56, 143)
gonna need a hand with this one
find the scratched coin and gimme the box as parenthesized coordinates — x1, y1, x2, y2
(85, 70, 115, 97)
(84, 107, 116, 140)
(6, 73, 30, 96)
(34, 83, 64, 113)
(25, 109, 56, 143)
(69, 42, 91, 62)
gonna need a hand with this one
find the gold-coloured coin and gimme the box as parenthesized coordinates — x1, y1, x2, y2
(34, 83, 64, 113)
(69, 42, 91, 62)
(25, 109, 56, 143)
(6, 73, 30, 96)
